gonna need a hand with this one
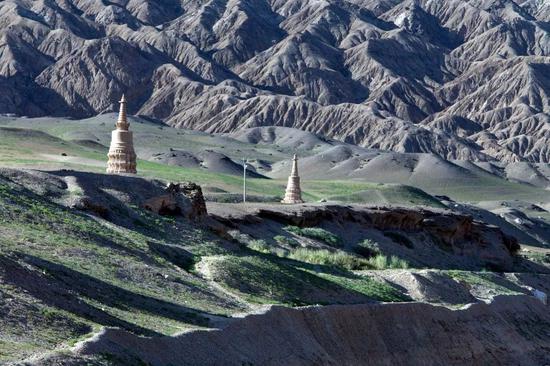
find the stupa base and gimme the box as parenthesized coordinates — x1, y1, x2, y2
(281, 198, 304, 204)
(107, 168, 137, 174)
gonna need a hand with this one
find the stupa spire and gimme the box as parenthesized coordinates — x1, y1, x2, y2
(281, 154, 304, 204)
(107, 95, 137, 174)
(116, 94, 129, 130)
(290, 154, 299, 177)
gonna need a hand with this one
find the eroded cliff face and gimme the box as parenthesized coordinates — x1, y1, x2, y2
(209, 203, 520, 271)
(75, 295, 550, 366)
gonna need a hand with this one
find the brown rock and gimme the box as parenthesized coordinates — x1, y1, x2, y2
(143, 182, 207, 220)
(209, 203, 520, 271)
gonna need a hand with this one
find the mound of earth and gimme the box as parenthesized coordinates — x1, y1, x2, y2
(151, 149, 266, 178)
(226, 126, 337, 152)
(269, 149, 478, 185)
(73, 295, 550, 366)
(374, 269, 478, 305)
(0, 168, 208, 225)
(467, 161, 550, 189)
(438, 200, 550, 248)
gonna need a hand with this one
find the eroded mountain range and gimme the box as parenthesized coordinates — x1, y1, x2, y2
(1, 0, 549, 162)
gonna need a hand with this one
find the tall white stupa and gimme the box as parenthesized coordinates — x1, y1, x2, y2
(107, 95, 137, 174)
(281, 154, 304, 204)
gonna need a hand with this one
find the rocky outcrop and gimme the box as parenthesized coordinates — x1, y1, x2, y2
(209, 203, 520, 271)
(0, 168, 208, 225)
(143, 182, 207, 220)
(176, 182, 208, 219)
(69, 197, 110, 219)
(264, 205, 518, 251)
(75, 295, 550, 365)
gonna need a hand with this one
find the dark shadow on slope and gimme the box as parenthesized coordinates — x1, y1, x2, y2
(46, 170, 176, 236)
(512, 256, 550, 274)
(0, 75, 87, 118)
(16, 254, 212, 327)
(236, 248, 411, 303)
(0, 169, 172, 265)
(148, 241, 196, 271)
(134, 114, 167, 126)
(367, 35, 450, 84)
(0, 255, 159, 336)
(89, 230, 166, 267)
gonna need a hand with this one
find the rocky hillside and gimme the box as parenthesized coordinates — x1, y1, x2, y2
(74, 296, 550, 365)
(1, 0, 549, 163)
(1, 167, 549, 365)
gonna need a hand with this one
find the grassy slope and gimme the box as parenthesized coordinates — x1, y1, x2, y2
(0, 170, 546, 363)
(1, 115, 548, 206)
(0, 173, 414, 363)
(0, 119, 444, 207)
(0, 177, 235, 362)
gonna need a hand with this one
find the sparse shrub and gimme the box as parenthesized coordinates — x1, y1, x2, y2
(367, 254, 409, 270)
(526, 252, 550, 265)
(317, 272, 411, 303)
(284, 226, 342, 246)
(228, 231, 294, 256)
(272, 247, 288, 258)
(274, 235, 299, 247)
(354, 239, 381, 258)
(368, 255, 389, 269)
(288, 248, 368, 270)
(447, 271, 521, 295)
(247, 239, 271, 254)
(40, 307, 61, 320)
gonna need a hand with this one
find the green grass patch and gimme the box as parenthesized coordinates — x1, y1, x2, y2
(246, 239, 273, 254)
(314, 272, 410, 302)
(327, 185, 444, 208)
(202, 254, 410, 305)
(202, 255, 350, 306)
(523, 252, 550, 266)
(274, 235, 299, 247)
(0, 180, 239, 342)
(284, 226, 342, 246)
(447, 271, 522, 295)
(366, 255, 410, 270)
(353, 239, 381, 258)
(287, 248, 369, 270)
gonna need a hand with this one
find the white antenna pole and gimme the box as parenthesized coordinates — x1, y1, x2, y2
(243, 158, 247, 203)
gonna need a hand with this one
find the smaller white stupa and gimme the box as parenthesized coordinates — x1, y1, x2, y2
(281, 154, 304, 204)
(107, 95, 137, 174)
